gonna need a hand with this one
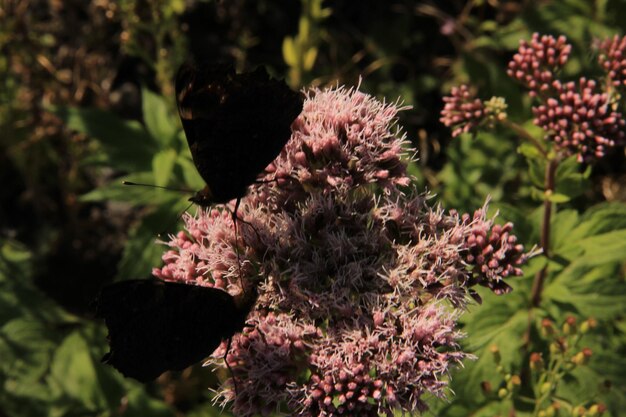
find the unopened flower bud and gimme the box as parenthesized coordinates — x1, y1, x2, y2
(481, 381, 492, 394)
(545, 403, 559, 417)
(572, 347, 593, 366)
(541, 318, 555, 337)
(588, 403, 607, 416)
(580, 318, 597, 334)
(490, 345, 501, 364)
(563, 316, 577, 335)
(507, 374, 521, 390)
(497, 388, 508, 399)
(530, 352, 544, 371)
(540, 382, 552, 395)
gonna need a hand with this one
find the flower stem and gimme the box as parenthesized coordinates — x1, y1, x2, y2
(530, 158, 557, 307)
(501, 119, 548, 157)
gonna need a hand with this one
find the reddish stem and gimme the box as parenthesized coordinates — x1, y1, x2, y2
(530, 158, 557, 307)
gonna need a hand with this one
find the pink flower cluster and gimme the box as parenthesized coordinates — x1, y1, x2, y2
(510, 33, 626, 161)
(598, 35, 626, 88)
(440, 84, 485, 137)
(507, 33, 571, 98)
(460, 207, 529, 296)
(442, 33, 626, 162)
(154, 85, 532, 416)
(532, 78, 625, 162)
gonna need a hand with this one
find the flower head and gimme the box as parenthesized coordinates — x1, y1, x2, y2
(507, 33, 571, 97)
(154, 84, 533, 416)
(440, 84, 486, 137)
(532, 78, 626, 162)
(598, 35, 626, 89)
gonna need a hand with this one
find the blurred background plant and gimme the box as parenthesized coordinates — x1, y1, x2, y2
(1, 1, 625, 416)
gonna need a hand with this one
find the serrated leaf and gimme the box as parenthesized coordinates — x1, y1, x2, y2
(142, 88, 179, 146)
(555, 203, 626, 261)
(152, 148, 178, 187)
(575, 230, 626, 266)
(543, 263, 626, 318)
(54, 106, 157, 172)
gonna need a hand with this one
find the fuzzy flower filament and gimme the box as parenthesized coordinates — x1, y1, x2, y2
(154, 84, 533, 417)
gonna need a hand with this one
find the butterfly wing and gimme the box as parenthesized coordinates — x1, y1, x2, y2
(176, 64, 303, 203)
(95, 279, 249, 382)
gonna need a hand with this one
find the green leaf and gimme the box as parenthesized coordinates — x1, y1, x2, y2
(142, 88, 179, 147)
(152, 148, 178, 187)
(448, 289, 529, 410)
(49, 331, 107, 410)
(546, 192, 570, 203)
(0, 319, 57, 383)
(550, 209, 580, 255)
(554, 203, 626, 261)
(527, 157, 546, 188)
(116, 198, 192, 279)
(175, 153, 205, 190)
(553, 155, 589, 199)
(124, 387, 175, 417)
(54, 106, 157, 172)
(517, 142, 542, 160)
(543, 263, 626, 318)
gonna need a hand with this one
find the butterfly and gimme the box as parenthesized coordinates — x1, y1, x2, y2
(95, 279, 256, 382)
(96, 64, 302, 382)
(176, 63, 303, 206)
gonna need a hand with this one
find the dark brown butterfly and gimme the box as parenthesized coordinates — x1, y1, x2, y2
(176, 63, 303, 206)
(96, 64, 301, 382)
(96, 280, 256, 382)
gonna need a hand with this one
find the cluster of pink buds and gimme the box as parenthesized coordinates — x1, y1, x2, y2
(507, 33, 571, 97)
(154, 84, 533, 417)
(532, 78, 625, 162)
(598, 34, 626, 88)
(460, 207, 530, 295)
(442, 33, 626, 163)
(440, 84, 485, 137)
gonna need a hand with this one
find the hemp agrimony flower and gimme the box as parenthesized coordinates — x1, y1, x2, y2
(154, 84, 532, 416)
(442, 33, 626, 163)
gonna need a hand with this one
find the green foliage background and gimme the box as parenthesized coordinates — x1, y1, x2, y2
(1, 1, 625, 416)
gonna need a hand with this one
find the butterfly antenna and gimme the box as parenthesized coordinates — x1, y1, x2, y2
(157, 201, 194, 237)
(122, 181, 193, 193)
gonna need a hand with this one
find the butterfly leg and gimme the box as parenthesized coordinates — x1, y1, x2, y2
(223, 337, 240, 400)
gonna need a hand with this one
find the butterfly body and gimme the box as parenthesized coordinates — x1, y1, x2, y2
(96, 280, 256, 382)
